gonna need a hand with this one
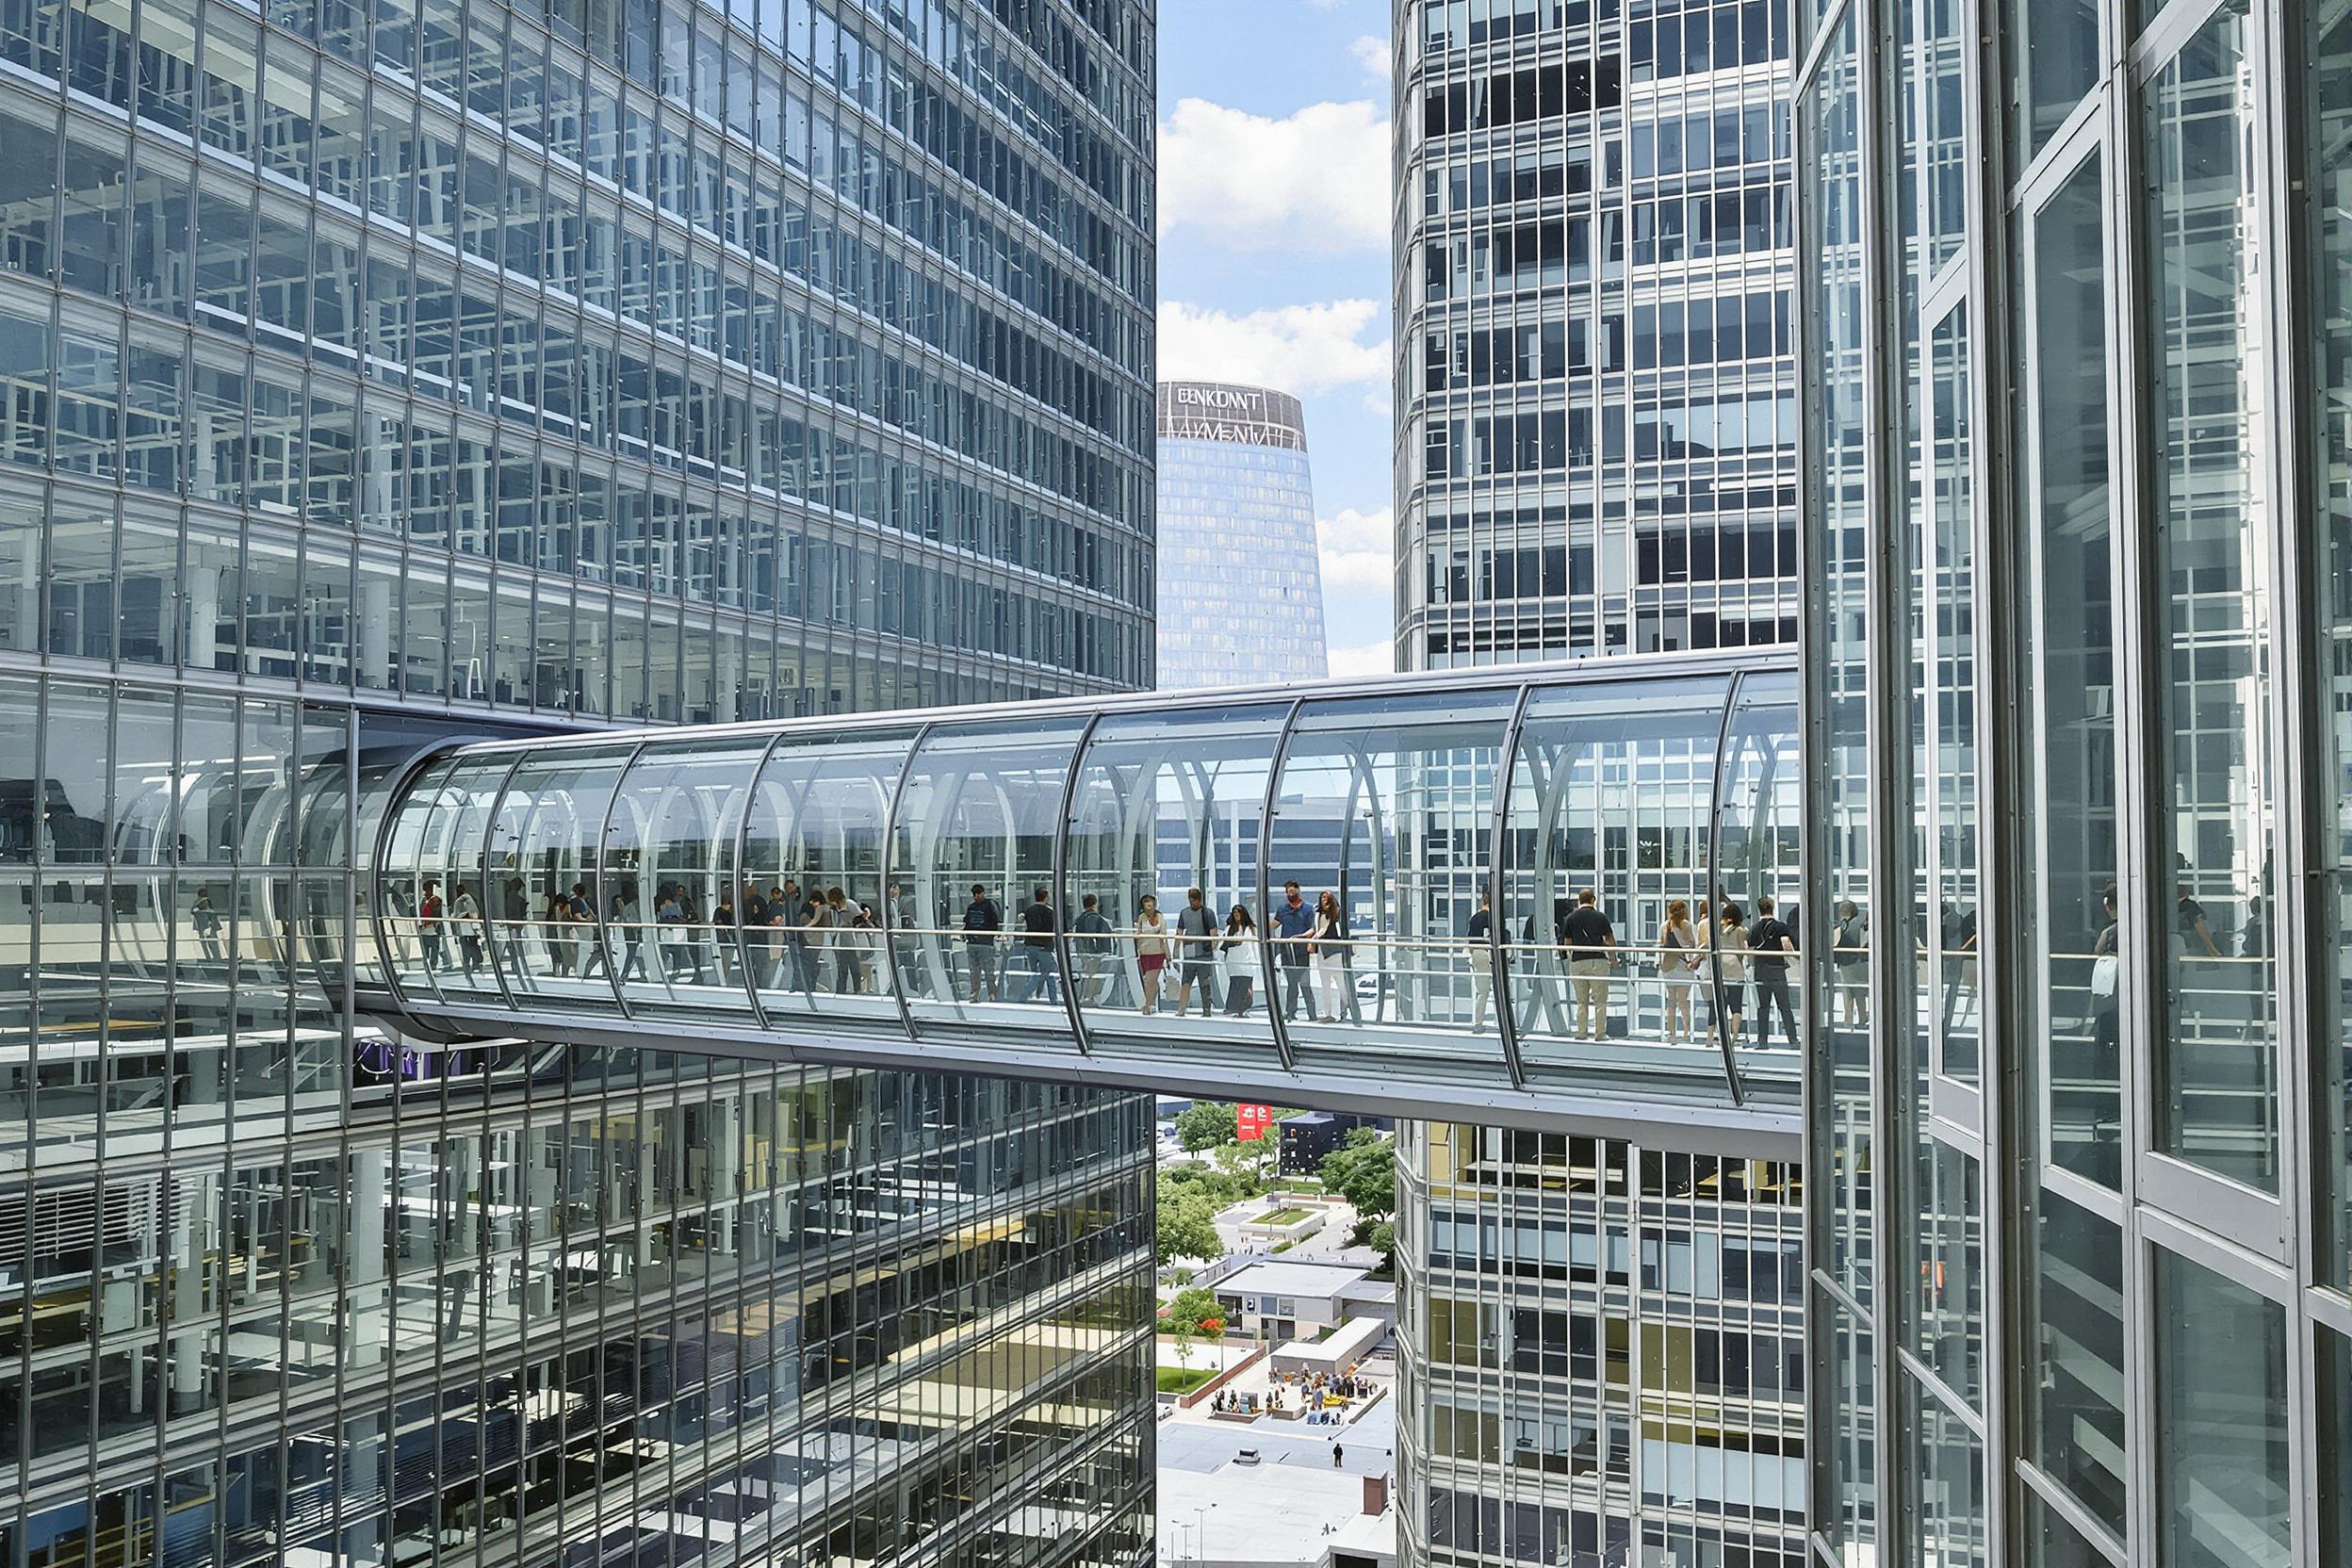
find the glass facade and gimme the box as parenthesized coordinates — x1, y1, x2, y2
(1395, 5, 1808, 1564)
(1398, 0, 1800, 669)
(0, 0, 1156, 713)
(0, 0, 1160, 1559)
(1798, 0, 2352, 1561)
(1398, 1129, 1807, 1568)
(364, 660, 1806, 1135)
(1152, 380, 1326, 690)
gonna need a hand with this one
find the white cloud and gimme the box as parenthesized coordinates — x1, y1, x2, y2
(1158, 300, 1392, 397)
(1157, 96, 1391, 253)
(1348, 33, 1390, 81)
(1316, 504, 1394, 596)
(1326, 639, 1397, 678)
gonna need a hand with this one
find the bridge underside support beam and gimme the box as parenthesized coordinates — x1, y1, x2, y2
(364, 1001, 1802, 1160)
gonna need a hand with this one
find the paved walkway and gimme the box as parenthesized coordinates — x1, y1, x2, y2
(1161, 1352, 1395, 1462)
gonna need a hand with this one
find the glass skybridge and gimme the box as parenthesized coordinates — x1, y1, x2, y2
(367, 657, 1803, 1153)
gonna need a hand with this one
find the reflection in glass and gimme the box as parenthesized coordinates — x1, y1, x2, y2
(741, 728, 907, 1032)
(2144, 2, 2278, 1189)
(1904, 1377, 1986, 1568)
(2026, 1487, 2119, 1568)
(1273, 688, 1517, 1082)
(2020, 153, 2121, 1190)
(2154, 1249, 2288, 1568)
(1803, 7, 1874, 1306)
(1501, 677, 1772, 1083)
(2026, 1187, 2126, 1538)
(1906, 1133, 1980, 1408)
(896, 717, 1083, 1030)
(413, 754, 507, 1006)
(599, 736, 765, 1018)
(2323, 1327, 2352, 1568)
(1925, 310, 1978, 1086)
(488, 746, 624, 1007)
(2305, 0, 2352, 1292)
(1818, 1286, 1876, 1558)
(2004, 0, 2099, 166)
(377, 754, 460, 999)
(1067, 702, 1288, 1062)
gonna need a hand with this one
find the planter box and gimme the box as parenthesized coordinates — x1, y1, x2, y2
(1172, 1343, 1268, 1410)
(1235, 1207, 1326, 1244)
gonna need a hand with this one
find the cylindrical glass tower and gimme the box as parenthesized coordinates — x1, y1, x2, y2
(1154, 379, 1330, 690)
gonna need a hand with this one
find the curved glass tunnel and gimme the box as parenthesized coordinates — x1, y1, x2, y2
(365, 660, 1804, 1150)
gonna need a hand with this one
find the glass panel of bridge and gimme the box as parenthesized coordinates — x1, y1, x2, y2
(1504, 676, 1733, 1093)
(379, 753, 462, 1004)
(1068, 701, 1288, 1067)
(741, 726, 912, 1035)
(1719, 671, 1804, 1084)
(418, 753, 512, 1008)
(488, 743, 639, 1012)
(599, 735, 769, 1021)
(894, 715, 1086, 1045)
(1271, 687, 1518, 1085)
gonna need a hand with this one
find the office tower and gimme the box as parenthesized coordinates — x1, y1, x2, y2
(1399, 1131, 1806, 1568)
(1391, 6, 1808, 1568)
(1153, 380, 1328, 690)
(1397, 0, 1799, 667)
(0, 0, 1158, 1559)
(1798, 0, 2351, 1563)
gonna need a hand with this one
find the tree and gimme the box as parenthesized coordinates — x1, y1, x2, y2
(1157, 1192, 1223, 1267)
(1168, 1315, 1198, 1371)
(1174, 1100, 1238, 1152)
(1318, 1128, 1397, 1225)
(1209, 1139, 1269, 1194)
(1167, 1286, 1223, 1334)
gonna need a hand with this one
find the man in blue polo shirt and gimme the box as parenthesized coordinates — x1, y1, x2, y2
(1272, 880, 1315, 1021)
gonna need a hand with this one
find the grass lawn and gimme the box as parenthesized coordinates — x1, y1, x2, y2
(1156, 1366, 1217, 1395)
(1257, 1206, 1315, 1226)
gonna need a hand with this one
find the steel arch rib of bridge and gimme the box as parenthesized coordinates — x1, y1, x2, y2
(361, 656, 1804, 1158)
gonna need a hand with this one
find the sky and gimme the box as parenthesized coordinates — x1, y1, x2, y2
(1155, 0, 1398, 678)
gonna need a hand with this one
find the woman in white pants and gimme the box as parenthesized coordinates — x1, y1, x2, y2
(1309, 891, 1347, 1022)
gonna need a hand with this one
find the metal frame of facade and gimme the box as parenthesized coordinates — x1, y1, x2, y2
(1795, 0, 2348, 1561)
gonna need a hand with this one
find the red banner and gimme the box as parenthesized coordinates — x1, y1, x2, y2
(1236, 1103, 1272, 1142)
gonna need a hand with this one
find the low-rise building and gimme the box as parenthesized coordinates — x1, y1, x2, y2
(1215, 1260, 1380, 1341)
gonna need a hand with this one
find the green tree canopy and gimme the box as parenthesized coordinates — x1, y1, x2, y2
(1173, 1101, 1238, 1151)
(1318, 1128, 1397, 1224)
(1162, 1164, 1246, 1210)
(1156, 1191, 1223, 1266)
(1209, 1140, 1270, 1192)
(1166, 1286, 1224, 1334)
